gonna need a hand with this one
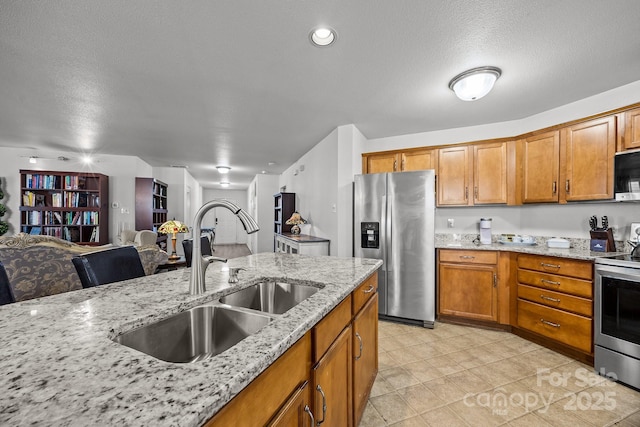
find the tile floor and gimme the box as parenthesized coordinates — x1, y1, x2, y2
(360, 321, 640, 427)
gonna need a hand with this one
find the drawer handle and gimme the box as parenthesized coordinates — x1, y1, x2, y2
(540, 262, 560, 269)
(316, 385, 327, 426)
(363, 285, 375, 294)
(460, 255, 475, 259)
(304, 405, 315, 426)
(355, 332, 363, 360)
(540, 294, 561, 303)
(541, 279, 561, 286)
(540, 318, 560, 328)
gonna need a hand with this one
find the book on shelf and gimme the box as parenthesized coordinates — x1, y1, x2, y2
(29, 226, 41, 235)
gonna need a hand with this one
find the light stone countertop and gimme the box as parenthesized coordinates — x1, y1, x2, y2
(0, 253, 382, 426)
(435, 233, 627, 261)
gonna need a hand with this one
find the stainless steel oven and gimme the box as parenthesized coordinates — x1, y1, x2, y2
(595, 255, 640, 390)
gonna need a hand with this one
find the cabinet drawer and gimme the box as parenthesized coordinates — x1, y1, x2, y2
(352, 272, 378, 315)
(517, 284, 592, 317)
(517, 254, 593, 280)
(313, 296, 352, 363)
(438, 249, 498, 265)
(517, 269, 593, 299)
(517, 299, 592, 353)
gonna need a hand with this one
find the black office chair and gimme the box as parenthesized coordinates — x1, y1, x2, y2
(0, 261, 15, 305)
(72, 246, 146, 288)
(182, 236, 212, 267)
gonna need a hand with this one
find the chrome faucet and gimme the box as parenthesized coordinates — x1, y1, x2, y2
(189, 199, 259, 295)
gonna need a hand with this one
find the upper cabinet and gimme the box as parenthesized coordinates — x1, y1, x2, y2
(521, 131, 560, 203)
(362, 148, 436, 174)
(559, 116, 616, 202)
(621, 107, 640, 150)
(437, 142, 510, 206)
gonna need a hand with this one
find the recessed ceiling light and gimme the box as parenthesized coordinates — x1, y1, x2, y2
(82, 155, 93, 164)
(216, 166, 231, 174)
(448, 66, 501, 101)
(220, 181, 230, 187)
(309, 27, 336, 47)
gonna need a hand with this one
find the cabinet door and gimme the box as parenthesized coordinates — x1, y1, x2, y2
(268, 381, 313, 427)
(522, 131, 560, 203)
(401, 149, 435, 171)
(438, 262, 498, 322)
(623, 107, 640, 150)
(352, 294, 378, 427)
(363, 152, 399, 174)
(313, 326, 353, 427)
(561, 116, 616, 202)
(437, 146, 471, 206)
(473, 142, 507, 204)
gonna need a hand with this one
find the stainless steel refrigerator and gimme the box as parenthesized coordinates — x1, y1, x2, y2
(353, 170, 435, 328)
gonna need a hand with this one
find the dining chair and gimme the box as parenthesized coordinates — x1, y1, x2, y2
(0, 261, 16, 305)
(182, 236, 212, 267)
(72, 246, 146, 288)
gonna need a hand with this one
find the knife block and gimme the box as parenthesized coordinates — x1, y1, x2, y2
(590, 229, 616, 252)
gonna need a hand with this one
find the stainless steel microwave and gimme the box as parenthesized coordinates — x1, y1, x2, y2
(615, 149, 640, 201)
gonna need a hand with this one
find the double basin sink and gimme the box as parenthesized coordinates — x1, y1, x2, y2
(115, 281, 319, 363)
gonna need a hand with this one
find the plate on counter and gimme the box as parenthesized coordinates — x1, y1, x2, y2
(498, 240, 537, 246)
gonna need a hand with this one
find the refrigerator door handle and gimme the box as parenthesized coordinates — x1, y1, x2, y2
(380, 195, 387, 270)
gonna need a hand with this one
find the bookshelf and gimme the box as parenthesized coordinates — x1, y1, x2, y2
(274, 192, 295, 235)
(135, 178, 168, 247)
(19, 170, 109, 245)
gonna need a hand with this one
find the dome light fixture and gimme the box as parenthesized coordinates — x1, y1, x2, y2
(216, 166, 231, 174)
(448, 66, 502, 101)
(220, 181, 230, 187)
(309, 27, 336, 47)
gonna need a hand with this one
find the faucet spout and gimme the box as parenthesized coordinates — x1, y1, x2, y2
(189, 199, 259, 295)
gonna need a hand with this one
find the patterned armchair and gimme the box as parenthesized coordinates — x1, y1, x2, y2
(0, 233, 168, 302)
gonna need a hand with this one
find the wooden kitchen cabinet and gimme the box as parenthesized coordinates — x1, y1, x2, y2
(438, 250, 499, 323)
(362, 148, 436, 174)
(521, 131, 561, 203)
(515, 254, 594, 359)
(352, 293, 378, 426)
(560, 115, 616, 202)
(268, 381, 313, 427)
(312, 326, 353, 427)
(437, 142, 509, 206)
(621, 107, 640, 150)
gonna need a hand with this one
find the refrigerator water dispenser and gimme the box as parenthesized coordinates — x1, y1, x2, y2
(360, 222, 379, 249)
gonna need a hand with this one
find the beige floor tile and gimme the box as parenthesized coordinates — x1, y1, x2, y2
(570, 386, 625, 426)
(402, 359, 443, 383)
(448, 398, 509, 426)
(490, 358, 532, 381)
(506, 412, 554, 426)
(469, 363, 518, 387)
(535, 395, 599, 427)
(370, 375, 396, 398)
(380, 335, 413, 352)
(389, 415, 430, 427)
(448, 369, 493, 395)
(606, 382, 640, 419)
(419, 405, 469, 427)
(360, 401, 387, 427)
(370, 392, 418, 424)
(474, 344, 505, 364)
(402, 342, 443, 360)
(379, 350, 397, 371)
(421, 376, 468, 403)
(617, 409, 640, 427)
(515, 374, 571, 408)
(387, 346, 424, 366)
(395, 383, 446, 414)
(424, 354, 465, 376)
(379, 366, 420, 390)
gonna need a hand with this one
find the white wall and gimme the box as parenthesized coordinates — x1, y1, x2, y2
(201, 188, 249, 245)
(0, 147, 153, 243)
(280, 129, 340, 255)
(247, 174, 280, 253)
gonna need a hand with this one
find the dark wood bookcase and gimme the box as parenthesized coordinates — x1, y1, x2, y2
(19, 169, 109, 245)
(274, 192, 295, 235)
(135, 178, 168, 247)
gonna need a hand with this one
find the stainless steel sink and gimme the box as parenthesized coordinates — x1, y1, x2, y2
(115, 305, 272, 363)
(219, 281, 319, 315)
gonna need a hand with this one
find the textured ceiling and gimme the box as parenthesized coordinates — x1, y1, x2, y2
(1, 0, 640, 188)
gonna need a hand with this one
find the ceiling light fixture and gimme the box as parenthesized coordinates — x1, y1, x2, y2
(448, 66, 502, 101)
(29, 156, 37, 164)
(216, 166, 231, 174)
(220, 181, 230, 187)
(309, 27, 336, 47)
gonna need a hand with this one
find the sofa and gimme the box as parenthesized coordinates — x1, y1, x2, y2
(119, 229, 158, 246)
(0, 233, 168, 302)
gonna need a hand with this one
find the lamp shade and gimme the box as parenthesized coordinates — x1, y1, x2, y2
(158, 219, 189, 234)
(449, 66, 501, 101)
(285, 212, 307, 225)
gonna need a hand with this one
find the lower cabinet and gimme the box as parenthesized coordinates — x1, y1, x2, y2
(438, 250, 499, 322)
(268, 381, 314, 427)
(352, 293, 378, 426)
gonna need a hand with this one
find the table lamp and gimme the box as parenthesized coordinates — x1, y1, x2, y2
(285, 212, 307, 235)
(158, 219, 189, 260)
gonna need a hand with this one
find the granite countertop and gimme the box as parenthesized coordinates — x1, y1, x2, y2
(435, 234, 626, 261)
(0, 253, 382, 426)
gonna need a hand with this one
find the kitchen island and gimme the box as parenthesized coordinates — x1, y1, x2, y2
(0, 253, 382, 426)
